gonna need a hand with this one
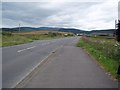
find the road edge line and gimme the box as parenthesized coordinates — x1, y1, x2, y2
(14, 45, 63, 88)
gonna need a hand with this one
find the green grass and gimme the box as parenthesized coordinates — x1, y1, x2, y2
(77, 36, 119, 80)
(2, 34, 32, 46)
(2, 32, 73, 47)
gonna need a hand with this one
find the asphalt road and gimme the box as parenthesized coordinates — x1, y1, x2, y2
(24, 40, 118, 88)
(2, 37, 79, 88)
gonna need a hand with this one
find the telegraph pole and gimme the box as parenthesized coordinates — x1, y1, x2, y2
(19, 23, 21, 32)
(115, 20, 118, 29)
(115, 20, 117, 29)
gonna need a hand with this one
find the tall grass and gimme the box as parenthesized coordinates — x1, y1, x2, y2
(2, 34, 32, 46)
(77, 36, 120, 79)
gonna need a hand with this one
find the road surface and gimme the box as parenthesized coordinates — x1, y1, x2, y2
(23, 42, 118, 88)
(2, 37, 79, 88)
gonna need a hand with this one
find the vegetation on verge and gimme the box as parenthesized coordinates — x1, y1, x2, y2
(2, 31, 74, 47)
(77, 36, 120, 80)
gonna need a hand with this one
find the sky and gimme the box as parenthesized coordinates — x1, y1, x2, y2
(1, 0, 119, 30)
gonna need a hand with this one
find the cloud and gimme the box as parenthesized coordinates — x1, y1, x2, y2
(2, 0, 119, 2)
(2, 0, 118, 30)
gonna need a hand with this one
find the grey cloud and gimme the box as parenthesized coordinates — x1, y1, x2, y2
(2, 1, 118, 30)
(2, 2, 60, 26)
(118, 1, 120, 19)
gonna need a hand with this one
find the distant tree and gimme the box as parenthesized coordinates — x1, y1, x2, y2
(2, 32, 13, 36)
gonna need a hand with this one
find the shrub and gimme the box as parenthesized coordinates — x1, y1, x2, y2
(48, 32, 57, 37)
(2, 32, 13, 36)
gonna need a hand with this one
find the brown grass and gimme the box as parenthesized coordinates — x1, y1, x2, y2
(13, 30, 50, 35)
(13, 30, 73, 35)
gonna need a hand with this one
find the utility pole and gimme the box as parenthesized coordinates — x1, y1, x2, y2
(115, 20, 117, 29)
(19, 23, 21, 32)
(115, 20, 118, 29)
(114, 20, 118, 37)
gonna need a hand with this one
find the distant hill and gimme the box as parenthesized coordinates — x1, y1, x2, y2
(1, 27, 115, 35)
(87, 29, 115, 35)
(1, 27, 59, 32)
(58, 28, 85, 34)
(1, 27, 83, 33)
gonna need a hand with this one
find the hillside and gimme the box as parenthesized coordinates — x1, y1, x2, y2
(1, 27, 59, 32)
(58, 28, 85, 34)
(1, 27, 115, 35)
(88, 29, 115, 35)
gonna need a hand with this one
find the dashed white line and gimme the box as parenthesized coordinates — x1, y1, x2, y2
(17, 42, 51, 52)
(17, 46, 36, 53)
(27, 46, 36, 49)
(17, 49, 27, 53)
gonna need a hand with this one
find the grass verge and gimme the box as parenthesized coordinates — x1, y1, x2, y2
(2, 32, 74, 47)
(77, 36, 120, 80)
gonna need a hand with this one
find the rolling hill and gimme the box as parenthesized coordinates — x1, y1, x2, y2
(1, 27, 115, 35)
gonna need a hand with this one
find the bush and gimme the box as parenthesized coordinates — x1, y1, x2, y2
(48, 32, 57, 37)
(2, 32, 13, 36)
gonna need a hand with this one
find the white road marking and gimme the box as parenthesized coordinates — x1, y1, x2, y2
(27, 46, 36, 49)
(17, 49, 27, 53)
(17, 46, 36, 53)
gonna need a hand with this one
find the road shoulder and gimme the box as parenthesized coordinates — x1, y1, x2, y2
(17, 46, 118, 88)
